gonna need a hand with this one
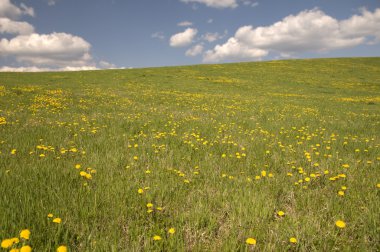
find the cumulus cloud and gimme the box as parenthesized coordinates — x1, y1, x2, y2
(0, 0, 116, 71)
(185, 44, 204, 56)
(0, 33, 92, 67)
(180, 0, 238, 9)
(177, 21, 193, 27)
(0, 0, 34, 19)
(0, 17, 34, 34)
(203, 8, 380, 62)
(0, 65, 98, 72)
(169, 28, 198, 47)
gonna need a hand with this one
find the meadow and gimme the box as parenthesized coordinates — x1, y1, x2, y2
(0, 57, 379, 251)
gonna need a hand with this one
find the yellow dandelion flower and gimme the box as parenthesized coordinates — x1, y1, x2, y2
(342, 164, 349, 168)
(289, 237, 297, 243)
(56, 246, 67, 252)
(338, 191, 345, 196)
(75, 164, 81, 169)
(147, 209, 153, 213)
(376, 183, 380, 188)
(261, 170, 267, 177)
(20, 245, 32, 252)
(20, 229, 31, 240)
(146, 203, 153, 208)
(10, 248, 20, 252)
(1, 239, 14, 249)
(133, 156, 138, 161)
(85, 173, 92, 180)
(138, 188, 144, 194)
(168, 228, 175, 234)
(79, 171, 87, 177)
(246, 237, 256, 245)
(53, 218, 62, 224)
(184, 179, 190, 183)
(277, 211, 285, 217)
(335, 220, 346, 228)
(48, 213, 53, 218)
(11, 237, 19, 244)
(153, 235, 162, 241)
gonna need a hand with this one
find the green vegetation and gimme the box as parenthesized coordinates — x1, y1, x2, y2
(0, 58, 379, 251)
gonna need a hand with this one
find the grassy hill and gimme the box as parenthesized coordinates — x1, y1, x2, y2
(0, 58, 379, 251)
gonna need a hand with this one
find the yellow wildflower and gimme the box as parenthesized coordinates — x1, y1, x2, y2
(335, 220, 346, 228)
(53, 218, 62, 224)
(277, 211, 285, 217)
(1, 239, 14, 249)
(153, 235, 162, 241)
(289, 237, 297, 243)
(20, 245, 32, 252)
(246, 237, 256, 245)
(20, 229, 31, 240)
(56, 245, 68, 252)
(168, 228, 175, 234)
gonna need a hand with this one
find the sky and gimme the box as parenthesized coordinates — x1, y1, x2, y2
(0, 0, 379, 71)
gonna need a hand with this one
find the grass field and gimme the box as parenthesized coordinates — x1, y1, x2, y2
(0, 57, 379, 251)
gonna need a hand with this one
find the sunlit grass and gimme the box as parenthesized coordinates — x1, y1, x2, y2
(0, 57, 379, 251)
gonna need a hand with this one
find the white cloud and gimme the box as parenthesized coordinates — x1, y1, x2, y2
(0, 65, 98, 72)
(98, 60, 116, 69)
(203, 8, 380, 62)
(151, 31, 165, 40)
(169, 28, 198, 47)
(204, 37, 267, 62)
(177, 21, 193, 27)
(0, 0, 34, 19)
(0, 32, 93, 67)
(180, 0, 238, 9)
(0, 17, 34, 34)
(185, 44, 204, 56)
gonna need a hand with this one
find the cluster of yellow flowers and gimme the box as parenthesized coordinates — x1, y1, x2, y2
(0, 117, 6, 125)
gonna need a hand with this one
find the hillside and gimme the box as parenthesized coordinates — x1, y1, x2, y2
(0, 58, 379, 251)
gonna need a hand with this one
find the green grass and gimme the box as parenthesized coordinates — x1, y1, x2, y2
(0, 57, 379, 251)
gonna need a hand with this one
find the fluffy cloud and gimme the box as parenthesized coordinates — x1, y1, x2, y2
(0, 17, 34, 34)
(180, 0, 238, 9)
(185, 44, 204, 56)
(170, 28, 198, 47)
(0, 32, 92, 67)
(204, 8, 380, 62)
(0, 0, 115, 71)
(177, 21, 193, 27)
(0, 65, 98, 72)
(0, 0, 34, 19)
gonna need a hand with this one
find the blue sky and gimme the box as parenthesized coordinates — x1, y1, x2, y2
(0, 0, 379, 71)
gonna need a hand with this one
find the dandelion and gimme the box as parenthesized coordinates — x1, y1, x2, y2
(20, 229, 31, 240)
(338, 191, 345, 196)
(80, 171, 87, 177)
(53, 218, 62, 224)
(75, 164, 81, 169)
(335, 220, 346, 228)
(1, 239, 14, 249)
(277, 211, 285, 217)
(168, 228, 175, 234)
(57, 246, 67, 252)
(10, 249, 20, 252)
(289, 237, 297, 243)
(138, 188, 144, 194)
(246, 237, 256, 245)
(48, 213, 53, 218)
(153, 235, 162, 241)
(376, 183, 380, 188)
(146, 203, 153, 208)
(133, 156, 138, 161)
(342, 164, 350, 168)
(11, 149, 16, 155)
(20, 245, 32, 252)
